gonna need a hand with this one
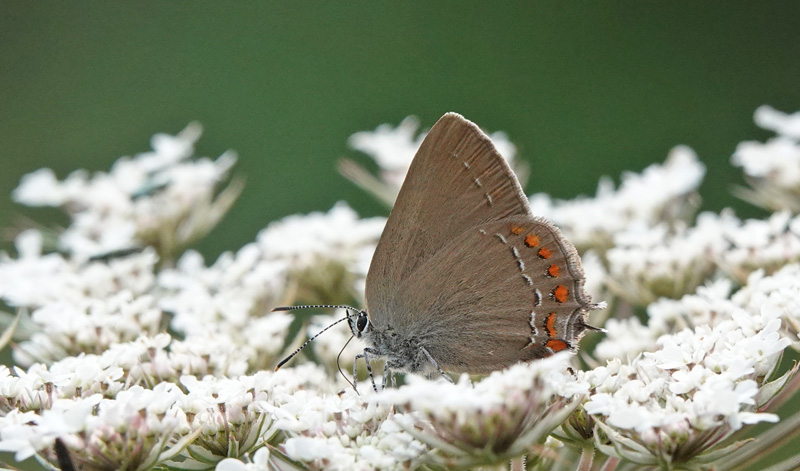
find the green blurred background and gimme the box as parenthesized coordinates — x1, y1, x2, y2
(1, 3, 800, 469)
(2, 3, 799, 259)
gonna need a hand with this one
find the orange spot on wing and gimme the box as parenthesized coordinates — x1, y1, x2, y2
(545, 312, 558, 337)
(547, 264, 560, 277)
(525, 234, 540, 247)
(538, 247, 552, 259)
(553, 285, 569, 303)
(546, 339, 569, 352)
(511, 225, 524, 235)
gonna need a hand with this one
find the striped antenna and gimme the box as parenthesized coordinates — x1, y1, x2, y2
(272, 304, 362, 371)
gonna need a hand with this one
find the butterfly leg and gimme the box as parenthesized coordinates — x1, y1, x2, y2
(383, 359, 404, 388)
(420, 346, 453, 383)
(352, 353, 362, 393)
(354, 348, 382, 393)
(381, 361, 390, 391)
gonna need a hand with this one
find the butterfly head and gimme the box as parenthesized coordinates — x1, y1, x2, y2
(348, 310, 371, 338)
(271, 304, 368, 372)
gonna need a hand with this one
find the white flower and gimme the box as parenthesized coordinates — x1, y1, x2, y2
(14, 229, 44, 259)
(585, 302, 789, 467)
(377, 354, 582, 469)
(157, 239, 291, 373)
(0, 243, 162, 367)
(160, 248, 286, 331)
(732, 106, 800, 212)
(11, 123, 241, 261)
(284, 436, 333, 461)
(580, 250, 612, 326)
(4, 109, 800, 471)
(13, 287, 163, 366)
(0, 410, 43, 460)
(12, 168, 66, 207)
(348, 116, 426, 181)
(216, 447, 271, 471)
(173, 374, 279, 468)
(733, 137, 800, 188)
(268, 363, 337, 397)
(603, 216, 721, 306)
(0, 395, 101, 460)
(754, 105, 800, 140)
(257, 202, 384, 303)
(258, 202, 383, 268)
(712, 211, 800, 283)
(732, 264, 800, 349)
(0, 228, 160, 328)
(530, 146, 705, 253)
(593, 317, 657, 362)
(272, 387, 424, 471)
(343, 116, 522, 206)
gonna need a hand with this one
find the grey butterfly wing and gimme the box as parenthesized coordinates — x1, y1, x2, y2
(365, 113, 531, 320)
(387, 215, 593, 374)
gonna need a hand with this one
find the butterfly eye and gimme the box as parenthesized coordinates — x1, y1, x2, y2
(356, 313, 369, 332)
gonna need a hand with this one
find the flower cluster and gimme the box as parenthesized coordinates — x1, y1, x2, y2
(255, 202, 384, 305)
(0, 125, 380, 470)
(269, 388, 425, 471)
(2, 109, 800, 471)
(585, 302, 789, 468)
(529, 146, 706, 254)
(732, 106, 800, 212)
(341, 115, 525, 206)
(377, 354, 584, 470)
(0, 231, 162, 365)
(0, 356, 328, 470)
(12, 123, 241, 262)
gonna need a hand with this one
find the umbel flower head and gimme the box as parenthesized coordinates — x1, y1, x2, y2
(377, 354, 584, 470)
(12, 123, 242, 263)
(0, 384, 187, 471)
(268, 388, 425, 471)
(2, 109, 800, 471)
(340, 115, 525, 207)
(732, 106, 800, 213)
(529, 146, 706, 255)
(584, 302, 789, 468)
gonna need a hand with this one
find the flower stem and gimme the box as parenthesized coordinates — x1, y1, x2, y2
(758, 452, 800, 471)
(721, 408, 800, 470)
(598, 456, 620, 471)
(577, 446, 594, 471)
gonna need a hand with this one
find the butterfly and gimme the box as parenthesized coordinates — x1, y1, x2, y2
(276, 113, 601, 391)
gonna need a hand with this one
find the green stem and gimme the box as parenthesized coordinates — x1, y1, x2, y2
(510, 456, 526, 471)
(721, 409, 800, 471)
(577, 447, 594, 471)
(598, 456, 620, 471)
(551, 447, 577, 471)
(758, 452, 800, 471)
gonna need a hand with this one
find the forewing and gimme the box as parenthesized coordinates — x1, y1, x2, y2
(366, 113, 531, 318)
(384, 215, 593, 374)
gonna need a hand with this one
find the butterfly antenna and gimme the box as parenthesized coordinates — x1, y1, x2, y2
(272, 304, 361, 313)
(337, 334, 358, 391)
(272, 304, 361, 371)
